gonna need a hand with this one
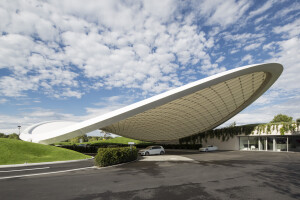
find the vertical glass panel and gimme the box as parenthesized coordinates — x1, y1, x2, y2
(249, 137, 258, 151)
(275, 137, 287, 151)
(267, 137, 273, 151)
(258, 137, 265, 150)
(289, 136, 300, 152)
(239, 137, 249, 150)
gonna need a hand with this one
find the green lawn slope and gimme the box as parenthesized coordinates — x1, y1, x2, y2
(0, 138, 91, 165)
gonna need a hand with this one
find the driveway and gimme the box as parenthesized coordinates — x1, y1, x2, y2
(0, 151, 299, 200)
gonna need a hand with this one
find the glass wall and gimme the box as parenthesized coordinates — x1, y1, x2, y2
(248, 137, 259, 151)
(289, 136, 300, 152)
(239, 136, 300, 152)
(239, 136, 249, 150)
(275, 137, 287, 151)
(258, 137, 265, 150)
(267, 137, 273, 151)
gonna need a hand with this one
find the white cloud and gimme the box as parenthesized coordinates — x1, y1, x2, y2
(266, 37, 300, 91)
(230, 17, 300, 126)
(225, 96, 300, 126)
(254, 15, 268, 24)
(0, 94, 135, 130)
(0, 0, 227, 98)
(273, 18, 300, 38)
(0, 98, 8, 104)
(215, 56, 225, 63)
(244, 43, 261, 51)
(265, 18, 300, 93)
(248, 0, 274, 18)
(196, 0, 251, 28)
(252, 91, 280, 106)
(223, 33, 265, 43)
(0, 0, 299, 133)
(241, 54, 253, 64)
(272, 2, 300, 19)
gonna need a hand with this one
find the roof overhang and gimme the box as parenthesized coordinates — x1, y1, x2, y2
(20, 63, 283, 144)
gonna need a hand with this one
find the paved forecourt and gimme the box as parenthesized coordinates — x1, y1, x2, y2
(1, 150, 299, 200)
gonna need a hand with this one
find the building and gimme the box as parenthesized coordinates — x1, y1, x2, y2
(195, 124, 300, 152)
(20, 63, 283, 144)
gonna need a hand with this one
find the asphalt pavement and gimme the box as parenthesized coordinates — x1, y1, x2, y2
(0, 159, 94, 180)
(1, 150, 300, 200)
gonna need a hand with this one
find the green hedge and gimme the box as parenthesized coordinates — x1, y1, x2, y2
(94, 147, 138, 167)
(59, 143, 202, 154)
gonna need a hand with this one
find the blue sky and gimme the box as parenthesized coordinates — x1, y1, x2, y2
(0, 0, 299, 135)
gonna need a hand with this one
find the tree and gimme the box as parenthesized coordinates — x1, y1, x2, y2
(270, 114, 293, 123)
(8, 133, 20, 140)
(228, 121, 236, 127)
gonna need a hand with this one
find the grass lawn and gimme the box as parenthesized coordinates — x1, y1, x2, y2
(0, 138, 91, 165)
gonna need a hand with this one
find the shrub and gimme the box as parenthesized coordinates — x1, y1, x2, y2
(94, 147, 138, 167)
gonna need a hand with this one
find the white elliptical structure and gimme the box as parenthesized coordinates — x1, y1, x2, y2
(20, 63, 283, 144)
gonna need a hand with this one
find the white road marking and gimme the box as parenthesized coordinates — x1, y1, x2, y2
(0, 167, 50, 173)
(0, 166, 95, 180)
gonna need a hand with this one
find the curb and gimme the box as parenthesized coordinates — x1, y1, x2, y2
(0, 157, 94, 168)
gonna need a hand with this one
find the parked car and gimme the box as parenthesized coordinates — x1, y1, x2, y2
(199, 145, 218, 152)
(139, 146, 165, 156)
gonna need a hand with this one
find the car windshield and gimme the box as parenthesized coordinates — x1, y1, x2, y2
(145, 146, 152, 150)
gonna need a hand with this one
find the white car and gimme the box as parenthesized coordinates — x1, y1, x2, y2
(139, 146, 165, 156)
(199, 145, 218, 152)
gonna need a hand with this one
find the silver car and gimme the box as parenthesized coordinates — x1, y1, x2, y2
(199, 145, 218, 152)
(139, 146, 165, 156)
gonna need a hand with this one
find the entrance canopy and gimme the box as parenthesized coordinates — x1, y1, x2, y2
(20, 63, 283, 144)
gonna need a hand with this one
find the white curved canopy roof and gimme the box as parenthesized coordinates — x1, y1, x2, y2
(20, 63, 283, 144)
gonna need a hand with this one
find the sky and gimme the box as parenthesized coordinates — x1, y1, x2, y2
(0, 0, 299, 135)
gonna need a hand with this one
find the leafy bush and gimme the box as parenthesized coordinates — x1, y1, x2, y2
(94, 147, 138, 167)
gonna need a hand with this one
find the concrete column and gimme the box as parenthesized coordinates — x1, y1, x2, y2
(273, 137, 276, 151)
(287, 136, 289, 152)
(265, 138, 268, 151)
(258, 138, 261, 151)
(247, 137, 249, 150)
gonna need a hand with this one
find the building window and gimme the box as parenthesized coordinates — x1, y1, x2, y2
(239, 136, 249, 150)
(275, 137, 287, 151)
(249, 137, 259, 150)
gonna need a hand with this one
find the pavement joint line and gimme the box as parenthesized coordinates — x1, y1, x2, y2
(0, 166, 95, 180)
(0, 167, 50, 173)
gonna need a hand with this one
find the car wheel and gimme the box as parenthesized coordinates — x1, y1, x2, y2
(160, 151, 165, 155)
(145, 152, 150, 156)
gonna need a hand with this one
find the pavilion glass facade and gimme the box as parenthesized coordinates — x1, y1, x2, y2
(239, 135, 300, 152)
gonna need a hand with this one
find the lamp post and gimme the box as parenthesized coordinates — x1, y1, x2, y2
(18, 125, 21, 135)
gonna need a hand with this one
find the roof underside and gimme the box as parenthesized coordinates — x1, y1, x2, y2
(102, 71, 268, 141)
